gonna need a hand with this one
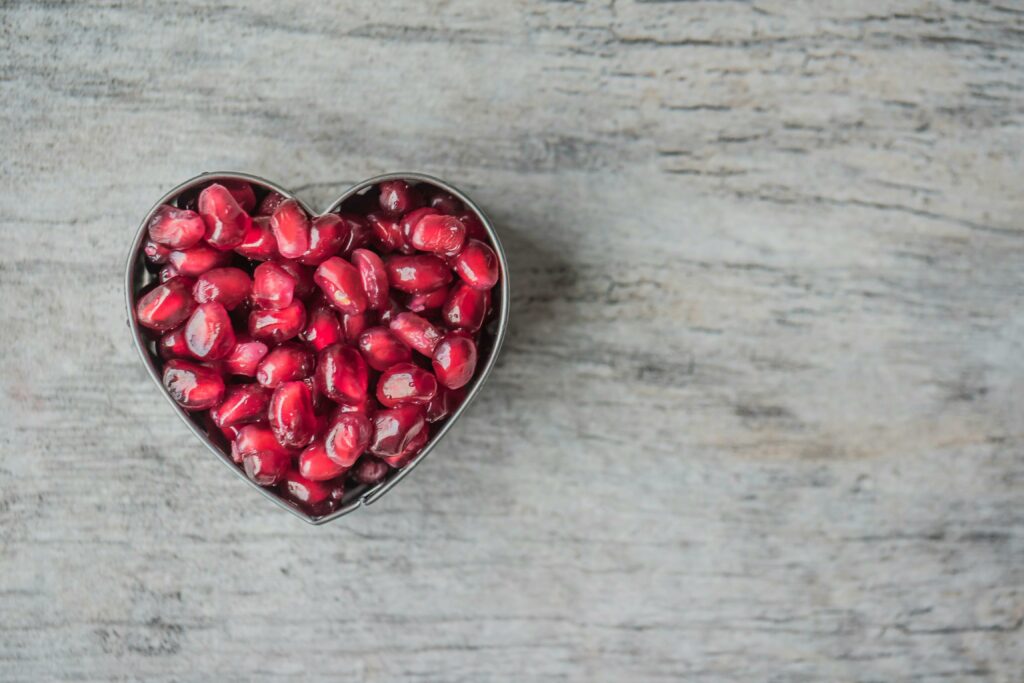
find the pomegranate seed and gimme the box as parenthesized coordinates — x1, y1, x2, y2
(325, 413, 372, 467)
(379, 424, 429, 467)
(198, 183, 252, 250)
(389, 312, 442, 356)
(399, 207, 440, 242)
(248, 301, 306, 343)
(376, 362, 438, 407)
(340, 311, 369, 343)
(409, 214, 466, 255)
(357, 327, 412, 371)
(405, 286, 449, 313)
(351, 456, 390, 485)
(192, 267, 252, 310)
(378, 180, 420, 216)
(351, 248, 389, 311)
(235, 216, 279, 261)
(251, 262, 296, 310)
(257, 191, 288, 216)
(158, 264, 179, 283)
(269, 380, 317, 448)
(276, 259, 316, 298)
(454, 239, 499, 290)
(279, 470, 344, 516)
(299, 440, 350, 481)
(256, 343, 314, 388)
(184, 302, 236, 360)
(144, 238, 172, 264)
(147, 204, 206, 249)
(457, 211, 489, 241)
(442, 282, 490, 332)
(135, 277, 197, 331)
(220, 180, 256, 213)
(378, 296, 403, 325)
(299, 214, 348, 266)
(369, 405, 427, 458)
(301, 304, 343, 351)
(385, 254, 452, 294)
(211, 384, 270, 430)
(224, 336, 269, 376)
(336, 213, 372, 256)
(218, 423, 241, 442)
(157, 325, 192, 360)
(428, 191, 463, 215)
(315, 344, 368, 404)
(314, 256, 368, 315)
(231, 424, 293, 464)
(426, 386, 466, 423)
(367, 211, 409, 253)
(432, 333, 478, 389)
(162, 359, 225, 410)
(244, 451, 292, 486)
(270, 199, 311, 260)
(168, 244, 232, 277)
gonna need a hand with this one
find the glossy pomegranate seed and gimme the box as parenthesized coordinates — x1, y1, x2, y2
(367, 211, 409, 253)
(198, 183, 251, 250)
(379, 424, 429, 468)
(157, 325, 192, 360)
(405, 286, 449, 313)
(325, 413, 372, 467)
(457, 211, 489, 241)
(432, 332, 478, 389)
(192, 267, 252, 310)
(248, 301, 306, 343)
(279, 470, 344, 516)
(244, 451, 292, 486)
(389, 312, 442, 356)
(442, 282, 490, 332)
(369, 405, 427, 458)
(299, 440, 349, 481)
(454, 239, 499, 290)
(211, 384, 270, 430)
(336, 213, 372, 256)
(376, 363, 438, 407)
(351, 456, 390, 485)
(256, 343, 314, 388)
(378, 179, 420, 216)
(315, 344, 368, 405)
(162, 359, 225, 410)
(168, 244, 232, 277)
(357, 327, 412, 371)
(257, 191, 288, 216)
(399, 207, 440, 242)
(270, 199, 311, 260)
(135, 277, 197, 331)
(426, 386, 466, 423)
(147, 204, 206, 249)
(299, 214, 347, 266)
(409, 214, 466, 255)
(220, 180, 256, 213)
(301, 304, 343, 351)
(144, 238, 172, 264)
(158, 264, 179, 283)
(231, 424, 292, 464)
(224, 336, 269, 376)
(428, 191, 463, 215)
(276, 259, 316, 298)
(314, 256, 368, 315)
(351, 248, 389, 311)
(269, 381, 317, 448)
(378, 296, 403, 325)
(385, 254, 452, 294)
(184, 302, 236, 360)
(235, 216, 278, 261)
(251, 262, 296, 310)
(340, 311, 369, 343)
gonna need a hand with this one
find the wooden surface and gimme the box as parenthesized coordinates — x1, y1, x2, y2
(2, 1, 1023, 681)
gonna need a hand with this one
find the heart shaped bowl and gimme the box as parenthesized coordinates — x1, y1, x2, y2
(125, 172, 510, 524)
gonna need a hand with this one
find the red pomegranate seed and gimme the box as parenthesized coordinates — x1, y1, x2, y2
(378, 179, 420, 216)
(192, 267, 252, 310)
(314, 256, 368, 315)
(378, 296, 403, 324)
(454, 239, 499, 290)
(376, 362, 438, 407)
(273, 260, 314, 298)
(336, 213, 372, 256)
(270, 199, 311, 260)
(231, 424, 293, 464)
(351, 248, 389, 311)
(409, 214, 466, 255)
(442, 282, 490, 332)
(301, 304, 343, 351)
(256, 343, 314, 388)
(457, 211, 489, 241)
(340, 311, 369, 343)
(426, 386, 466, 423)
(144, 238, 172, 264)
(358, 327, 412, 371)
(405, 286, 449, 313)
(224, 336, 269, 376)
(218, 423, 241, 442)
(279, 470, 344, 515)
(315, 344, 368, 404)
(158, 264, 179, 283)
(379, 424, 429, 467)
(244, 451, 292, 486)
(211, 384, 270, 430)
(385, 254, 452, 294)
(184, 302, 237, 360)
(428, 191, 463, 215)
(248, 301, 306, 343)
(235, 216, 279, 261)
(325, 413, 372, 467)
(162, 359, 225, 410)
(299, 214, 348, 266)
(157, 325, 192, 360)
(220, 180, 256, 213)
(251, 261, 296, 310)
(351, 456, 390, 485)
(147, 204, 206, 249)
(269, 380, 317, 448)
(135, 277, 197, 331)
(389, 312, 442, 356)
(432, 332, 478, 389)
(367, 211, 409, 253)
(198, 183, 252, 250)
(369, 405, 427, 458)
(257, 191, 288, 216)
(168, 244, 232, 277)
(399, 207, 440, 242)
(299, 440, 350, 481)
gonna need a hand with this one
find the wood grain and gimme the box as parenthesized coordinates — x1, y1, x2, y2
(2, 1, 1023, 680)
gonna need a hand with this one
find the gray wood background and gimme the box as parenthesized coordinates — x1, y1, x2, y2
(2, 1, 1022, 681)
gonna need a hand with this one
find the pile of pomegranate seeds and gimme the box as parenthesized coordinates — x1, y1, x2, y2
(136, 178, 499, 517)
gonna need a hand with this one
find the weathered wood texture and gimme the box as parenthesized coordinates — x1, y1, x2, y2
(2, 1, 1023, 681)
